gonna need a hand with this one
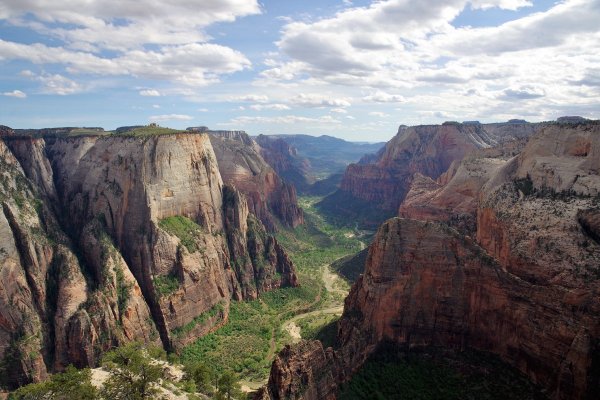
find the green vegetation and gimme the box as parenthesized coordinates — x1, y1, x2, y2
(117, 126, 184, 137)
(158, 215, 203, 253)
(172, 301, 225, 337)
(338, 347, 549, 400)
(101, 342, 166, 400)
(9, 365, 98, 400)
(153, 274, 180, 298)
(114, 266, 132, 321)
(276, 196, 363, 272)
(316, 189, 394, 229)
(181, 196, 364, 383)
(331, 248, 368, 283)
(296, 314, 339, 348)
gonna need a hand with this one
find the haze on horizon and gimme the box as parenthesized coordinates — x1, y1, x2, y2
(0, 0, 598, 142)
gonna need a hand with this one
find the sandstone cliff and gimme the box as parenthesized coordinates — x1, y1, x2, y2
(260, 122, 600, 400)
(319, 121, 539, 228)
(209, 132, 303, 231)
(0, 130, 298, 388)
(255, 135, 314, 194)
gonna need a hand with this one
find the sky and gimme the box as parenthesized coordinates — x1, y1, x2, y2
(0, 0, 598, 142)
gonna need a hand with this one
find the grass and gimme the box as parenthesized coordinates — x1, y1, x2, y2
(158, 216, 204, 253)
(117, 126, 185, 137)
(153, 274, 180, 298)
(180, 196, 365, 383)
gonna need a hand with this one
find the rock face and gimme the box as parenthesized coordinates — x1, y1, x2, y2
(255, 135, 314, 193)
(0, 130, 298, 388)
(209, 132, 303, 231)
(260, 121, 600, 400)
(320, 122, 539, 228)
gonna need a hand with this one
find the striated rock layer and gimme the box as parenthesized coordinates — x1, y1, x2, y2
(0, 131, 298, 388)
(209, 131, 303, 231)
(260, 122, 600, 400)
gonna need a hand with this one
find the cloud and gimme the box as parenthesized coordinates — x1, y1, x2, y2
(500, 86, 546, 100)
(330, 108, 348, 113)
(363, 91, 405, 103)
(0, 39, 251, 87)
(149, 114, 194, 122)
(0, 0, 260, 51)
(140, 89, 160, 96)
(232, 94, 269, 102)
(291, 93, 351, 108)
(0, 1, 256, 89)
(225, 114, 341, 125)
(470, 0, 532, 10)
(3, 90, 26, 98)
(249, 103, 291, 111)
(369, 111, 389, 117)
(37, 73, 82, 95)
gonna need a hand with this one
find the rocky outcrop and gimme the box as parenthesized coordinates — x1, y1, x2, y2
(320, 122, 540, 228)
(0, 130, 298, 388)
(209, 133, 303, 231)
(260, 122, 600, 400)
(255, 341, 337, 400)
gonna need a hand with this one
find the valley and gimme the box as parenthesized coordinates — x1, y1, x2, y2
(180, 195, 362, 391)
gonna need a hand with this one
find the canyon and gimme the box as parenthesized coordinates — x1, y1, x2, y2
(319, 121, 540, 228)
(0, 127, 299, 388)
(258, 120, 600, 400)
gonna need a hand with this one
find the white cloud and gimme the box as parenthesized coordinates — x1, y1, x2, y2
(291, 93, 351, 108)
(3, 90, 26, 98)
(330, 108, 348, 113)
(369, 111, 389, 117)
(470, 0, 532, 11)
(149, 114, 194, 122)
(249, 103, 291, 111)
(198, 108, 209, 112)
(257, 0, 600, 123)
(152, 104, 161, 109)
(140, 89, 160, 96)
(0, 0, 260, 51)
(224, 114, 341, 125)
(363, 91, 405, 103)
(232, 94, 269, 102)
(0, 39, 251, 87)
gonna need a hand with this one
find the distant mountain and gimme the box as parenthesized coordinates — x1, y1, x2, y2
(255, 134, 385, 195)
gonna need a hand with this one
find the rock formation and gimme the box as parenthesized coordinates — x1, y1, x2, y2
(319, 121, 540, 228)
(255, 135, 314, 194)
(0, 129, 298, 388)
(209, 131, 303, 231)
(259, 121, 600, 400)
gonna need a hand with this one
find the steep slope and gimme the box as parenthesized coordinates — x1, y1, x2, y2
(319, 121, 539, 228)
(208, 131, 303, 231)
(0, 129, 298, 388)
(259, 122, 600, 400)
(255, 135, 313, 193)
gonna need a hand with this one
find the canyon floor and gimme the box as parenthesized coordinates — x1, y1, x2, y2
(180, 196, 366, 392)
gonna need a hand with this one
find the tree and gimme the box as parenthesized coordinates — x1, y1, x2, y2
(100, 342, 165, 400)
(9, 365, 98, 400)
(184, 361, 213, 395)
(217, 371, 241, 400)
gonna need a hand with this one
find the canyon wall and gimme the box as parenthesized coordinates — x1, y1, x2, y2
(209, 131, 303, 231)
(319, 121, 540, 228)
(0, 130, 298, 387)
(259, 121, 600, 400)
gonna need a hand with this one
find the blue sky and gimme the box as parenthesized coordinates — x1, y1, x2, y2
(0, 0, 598, 141)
